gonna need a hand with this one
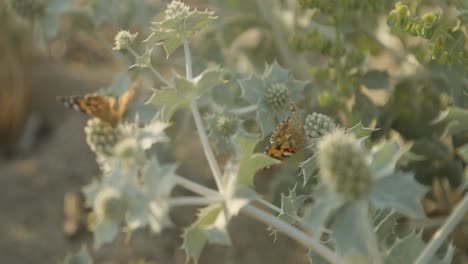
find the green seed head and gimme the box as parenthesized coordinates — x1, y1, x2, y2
(303, 112, 340, 140)
(265, 83, 290, 109)
(317, 131, 373, 201)
(214, 113, 239, 137)
(85, 118, 121, 156)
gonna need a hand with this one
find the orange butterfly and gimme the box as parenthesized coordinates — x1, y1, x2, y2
(265, 104, 305, 160)
(57, 82, 137, 127)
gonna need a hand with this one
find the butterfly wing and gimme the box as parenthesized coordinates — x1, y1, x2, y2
(57, 95, 118, 126)
(265, 104, 305, 160)
(116, 81, 138, 118)
(57, 81, 138, 127)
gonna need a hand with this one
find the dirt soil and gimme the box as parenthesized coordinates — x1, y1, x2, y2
(0, 58, 309, 264)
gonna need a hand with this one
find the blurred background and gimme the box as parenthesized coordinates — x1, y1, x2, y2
(0, 0, 310, 263)
(1, 0, 467, 263)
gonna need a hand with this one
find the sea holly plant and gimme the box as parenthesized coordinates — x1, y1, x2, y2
(60, 1, 468, 264)
(237, 62, 306, 136)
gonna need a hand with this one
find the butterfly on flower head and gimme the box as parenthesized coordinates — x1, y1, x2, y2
(57, 82, 138, 127)
(265, 104, 306, 160)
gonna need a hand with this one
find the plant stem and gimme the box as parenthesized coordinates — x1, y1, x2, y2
(242, 204, 346, 264)
(415, 193, 468, 264)
(174, 175, 219, 197)
(170, 196, 224, 207)
(174, 175, 341, 264)
(183, 34, 225, 193)
(231, 105, 258, 115)
(127, 47, 172, 87)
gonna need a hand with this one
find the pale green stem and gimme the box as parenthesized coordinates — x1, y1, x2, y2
(173, 175, 344, 264)
(183, 34, 224, 193)
(174, 175, 219, 197)
(170, 196, 224, 207)
(127, 47, 172, 87)
(242, 205, 346, 264)
(231, 105, 258, 115)
(415, 193, 468, 264)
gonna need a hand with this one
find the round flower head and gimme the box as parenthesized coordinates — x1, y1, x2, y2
(113, 30, 137, 51)
(165, 0, 190, 18)
(303, 112, 341, 140)
(265, 83, 290, 109)
(317, 130, 373, 201)
(85, 118, 122, 156)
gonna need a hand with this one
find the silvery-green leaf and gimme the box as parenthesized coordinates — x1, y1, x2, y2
(331, 201, 371, 256)
(302, 185, 343, 234)
(146, 7, 215, 57)
(237, 75, 263, 105)
(348, 122, 379, 139)
(385, 232, 454, 264)
(63, 246, 93, 264)
(182, 204, 223, 264)
(193, 69, 225, 95)
(124, 185, 150, 230)
(202, 225, 232, 246)
(370, 171, 428, 218)
(93, 219, 119, 248)
(263, 62, 290, 85)
(256, 107, 277, 137)
(236, 136, 279, 185)
(278, 184, 308, 224)
(373, 209, 399, 249)
(370, 139, 410, 179)
(299, 155, 318, 186)
(143, 158, 177, 198)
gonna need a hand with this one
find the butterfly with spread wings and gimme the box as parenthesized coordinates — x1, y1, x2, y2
(57, 82, 137, 127)
(265, 104, 306, 160)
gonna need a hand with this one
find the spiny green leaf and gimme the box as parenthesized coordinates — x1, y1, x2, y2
(299, 155, 318, 186)
(348, 122, 379, 139)
(237, 75, 264, 104)
(373, 209, 400, 249)
(145, 4, 215, 57)
(370, 139, 410, 179)
(193, 69, 225, 95)
(331, 201, 371, 256)
(143, 158, 177, 198)
(182, 204, 223, 264)
(278, 184, 308, 224)
(302, 185, 343, 234)
(369, 171, 428, 218)
(237, 62, 306, 136)
(63, 246, 93, 264)
(236, 136, 279, 185)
